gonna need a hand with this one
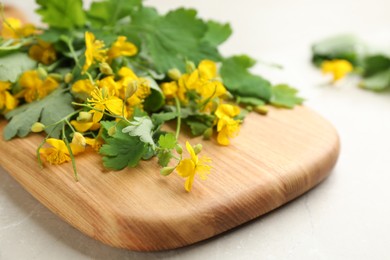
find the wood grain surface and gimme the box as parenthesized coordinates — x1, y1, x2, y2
(0, 106, 340, 251)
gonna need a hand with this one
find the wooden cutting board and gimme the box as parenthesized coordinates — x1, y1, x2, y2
(0, 106, 340, 251)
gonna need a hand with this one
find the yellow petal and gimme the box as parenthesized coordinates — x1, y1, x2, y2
(215, 104, 240, 119)
(118, 67, 138, 80)
(70, 143, 85, 155)
(108, 36, 138, 60)
(72, 79, 94, 94)
(176, 158, 195, 178)
(105, 97, 123, 116)
(92, 110, 104, 123)
(46, 138, 68, 153)
(4, 91, 18, 110)
(184, 174, 195, 192)
(185, 141, 198, 164)
(217, 128, 230, 146)
(98, 76, 120, 96)
(198, 60, 218, 80)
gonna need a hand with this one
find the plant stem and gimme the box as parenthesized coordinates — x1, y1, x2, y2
(174, 97, 182, 140)
(62, 124, 79, 181)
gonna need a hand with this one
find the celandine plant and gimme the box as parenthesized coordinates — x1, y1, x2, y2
(312, 34, 390, 90)
(0, 0, 303, 192)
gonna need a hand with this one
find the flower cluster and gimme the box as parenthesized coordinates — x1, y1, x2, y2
(161, 60, 241, 146)
(1, 1, 303, 192)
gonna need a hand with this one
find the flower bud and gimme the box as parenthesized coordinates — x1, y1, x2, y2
(72, 132, 86, 146)
(125, 81, 138, 99)
(160, 166, 175, 176)
(175, 144, 183, 154)
(64, 73, 73, 84)
(31, 122, 45, 133)
(99, 62, 113, 75)
(203, 128, 213, 140)
(77, 111, 92, 122)
(193, 144, 203, 155)
(246, 106, 253, 112)
(167, 68, 182, 81)
(37, 67, 47, 80)
(254, 105, 269, 115)
(225, 91, 234, 100)
(185, 61, 196, 73)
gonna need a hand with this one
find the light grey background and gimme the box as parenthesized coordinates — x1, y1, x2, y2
(1, 0, 390, 259)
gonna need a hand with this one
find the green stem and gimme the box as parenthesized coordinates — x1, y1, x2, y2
(43, 109, 82, 128)
(65, 119, 76, 133)
(63, 37, 81, 69)
(174, 97, 182, 140)
(72, 102, 131, 123)
(62, 124, 79, 181)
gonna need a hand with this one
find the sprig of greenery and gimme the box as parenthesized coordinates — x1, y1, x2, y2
(312, 34, 390, 91)
(0, 0, 304, 191)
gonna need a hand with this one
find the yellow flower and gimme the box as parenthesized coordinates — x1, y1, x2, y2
(83, 32, 107, 72)
(98, 76, 121, 97)
(117, 67, 151, 115)
(198, 60, 218, 80)
(197, 60, 227, 99)
(176, 141, 212, 192)
(321, 59, 354, 82)
(40, 138, 85, 165)
(1, 17, 35, 39)
(107, 36, 138, 61)
(175, 72, 198, 103)
(70, 112, 100, 133)
(29, 40, 57, 65)
(85, 136, 104, 152)
(161, 81, 178, 99)
(87, 87, 123, 123)
(71, 79, 95, 96)
(175, 60, 227, 103)
(0, 81, 18, 111)
(215, 104, 241, 146)
(18, 70, 59, 102)
(197, 81, 226, 101)
(70, 120, 100, 133)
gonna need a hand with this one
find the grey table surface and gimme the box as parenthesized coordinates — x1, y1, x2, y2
(1, 0, 390, 259)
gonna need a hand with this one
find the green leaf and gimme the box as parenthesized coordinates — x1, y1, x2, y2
(36, 0, 86, 29)
(221, 55, 272, 101)
(237, 96, 266, 107)
(270, 84, 304, 108)
(0, 53, 36, 82)
(157, 151, 173, 167)
(100, 121, 148, 170)
(121, 116, 155, 147)
(151, 112, 177, 126)
(4, 88, 74, 140)
(127, 7, 221, 73)
(38, 28, 69, 43)
(156, 133, 177, 167)
(87, 0, 141, 26)
(363, 54, 390, 77)
(185, 114, 214, 136)
(311, 34, 366, 67)
(143, 77, 165, 112)
(202, 21, 232, 47)
(360, 69, 390, 91)
(158, 133, 177, 149)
